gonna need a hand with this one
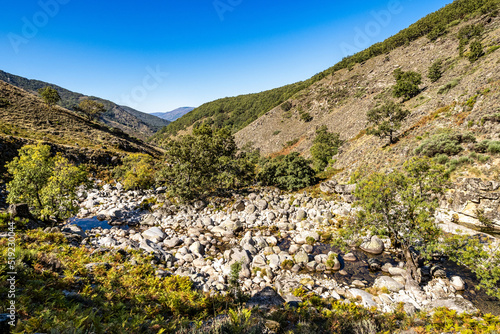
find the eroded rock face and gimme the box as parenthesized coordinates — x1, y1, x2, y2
(444, 177, 500, 228)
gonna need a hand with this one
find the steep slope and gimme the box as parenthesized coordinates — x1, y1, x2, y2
(0, 70, 170, 140)
(0, 80, 161, 173)
(151, 107, 194, 121)
(235, 14, 500, 180)
(154, 0, 498, 141)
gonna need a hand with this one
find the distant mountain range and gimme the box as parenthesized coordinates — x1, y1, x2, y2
(0, 70, 169, 140)
(151, 107, 194, 122)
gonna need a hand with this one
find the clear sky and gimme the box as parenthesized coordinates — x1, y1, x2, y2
(1, 0, 452, 113)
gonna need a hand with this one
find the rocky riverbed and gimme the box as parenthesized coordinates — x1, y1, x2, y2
(54, 183, 500, 316)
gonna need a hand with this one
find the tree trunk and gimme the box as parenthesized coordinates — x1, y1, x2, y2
(403, 247, 421, 284)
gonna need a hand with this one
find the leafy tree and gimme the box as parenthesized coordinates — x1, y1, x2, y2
(79, 99, 106, 121)
(6, 143, 87, 220)
(258, 152, 316, 191)
(158, 124, 254, 200)
(392, 69, 422, 100)
(113, 153, 156, 190)
(468, 40, 484, 62)
(39, 155, 88, 220)
(427, 59, 443, 83)
(366, 101, 410, 144)
(350, 157, 449, 282)
(38, 86, 61, 109)
(311, 126, 343, 171)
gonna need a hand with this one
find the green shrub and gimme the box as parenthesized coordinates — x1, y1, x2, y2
(433, 154, 450, 164)
(272, 130, 281, 136)
(415, 132, 476, 157)
(392, 69, 422, 100)
(300, 112, 313, 122)
(281, 100, 292, 112)
(458, 24, 484, 56)
(113, 153, 156, 190)
(428, 60, 443, 83)
(284, 138, 299, 148)
(310, 125, 343, 171)
(488, 141, 500, 154)
(427, 24, 447, 41)
(474, 140, 500, 154)
(258, 152, 317, 191)
(0, 97, 10, 108)
(437, 79, 459, 94)
(306, 236, 316, 245)
(468, 40, 484, 62)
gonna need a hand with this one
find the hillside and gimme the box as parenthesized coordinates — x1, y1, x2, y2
(0, 80, 161, 173)
(151, 107, 194, 121)
(153, 0, 499, 142)
(234, 14, 500, 174)
(0, 70, 170, 140)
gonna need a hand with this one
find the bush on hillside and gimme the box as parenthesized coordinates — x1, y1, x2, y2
(428, 59, 443, 83)
(437, 79, 460, 94)
(415, 132, 476, 157)
(458, 23, 484, 56)
(392, 69, 422, 100)
(113, 153, 156, 190)
(468, 40, 484, 62)
(474, 140, 500, 154)
(311, 126, 343, 171)
(258, 153, 316, 191)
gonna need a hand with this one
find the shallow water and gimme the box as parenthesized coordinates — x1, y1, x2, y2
(67, 216, 128, 231)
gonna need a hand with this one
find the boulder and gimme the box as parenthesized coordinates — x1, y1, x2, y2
(343, 253, 357, 262)
(296, 209, 307, 220)
(246, 287, 285, 308)
(347, 288, 377, 308)
(142, 227, 165, 243)
(294, 250, 309, 264)
(189, 241, 204, 256)
(256, 199, 268, 211)
(388, 267, 408, 277)
(450, 276, 465, 291)
(98, 236, 117, 248)
(425, 297, 477, 314)
(373, 276, 404, 292)
(7, 203, 32, 219)
(360, 236, 385, 255)
(320, 180, 338, 194)
(233, 201, 246, 212)
(164, 237, 182, 248)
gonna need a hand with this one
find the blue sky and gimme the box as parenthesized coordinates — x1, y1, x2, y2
(1, 0, 452, 113)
